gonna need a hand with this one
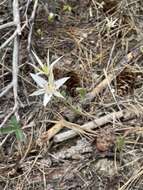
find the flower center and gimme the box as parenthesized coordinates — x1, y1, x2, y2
(44, 83, 56, 94)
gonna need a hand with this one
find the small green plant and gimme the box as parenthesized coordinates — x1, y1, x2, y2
(48, 12, 56, 22)
(0, 116, 25, 142)
(76, 87, 86, 100)
(116, 136, 125, 152)
(63, 4, 72, 12)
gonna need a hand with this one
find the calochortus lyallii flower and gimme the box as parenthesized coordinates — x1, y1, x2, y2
(30, 70, 69, 106)
(106, 17, 118, 29)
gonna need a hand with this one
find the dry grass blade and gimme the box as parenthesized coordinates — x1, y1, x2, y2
(61, 120, 97, 140)
(119, 166, 143, 190)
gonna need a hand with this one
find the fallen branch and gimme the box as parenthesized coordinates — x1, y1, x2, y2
(0, 21, 15, 30)
(0, 24, 26, 50)
(13, 0, 21, 35)
(37, 119, 97, 146)
(0, 30, 17, 50)
(36, 122, 63, 147)
(12, 35, 19, 118)
(0, 0, 21, 129)
(53, 110, 136, 143)
(12, 0, 21, 119)
(27, 0, 38, 52)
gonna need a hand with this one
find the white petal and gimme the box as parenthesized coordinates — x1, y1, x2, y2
(43, 94, 52, 106)
(54, 91, 64, 98)
(55, 77, 70, 89)
(32, 51, 44, 68)
(30, 73, 47, 87)
(30, 89, 45, 96)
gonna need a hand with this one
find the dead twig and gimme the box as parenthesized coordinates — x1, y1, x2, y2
(0, 24, 26, 50)
(0, 81, 13, 98)
(12, 35, 19, 118)
(0, 0, 21, 129)
(13, 0, 21, 35)
(37, 122, 63, 147)
(27, 0, 39, 52)
(53, 110, 137, 143)
(0, 21, 15, 30)
(0, 30, 17, 50)
(37, 119, 97, 147)
(0, 105, 17, 129)
(12, 0, 21, 119)
(0, 0, 21, 49)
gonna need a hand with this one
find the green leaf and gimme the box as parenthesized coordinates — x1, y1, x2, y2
(9, 116, 20, 128)
(15, 127, 25, 142)
(0, 126, 16, 134)
(76, 87, 86, 100)
(140, 46, 143, 54)
(0, 116, 25, 142)
(116, 136, 125, 152)
(63, 4, 72, 12)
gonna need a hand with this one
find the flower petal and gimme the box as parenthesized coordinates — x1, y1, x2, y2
(30, 73, 47, 87)
(54, 91, 65, 98)
(43, 94, 52, 106)
(30, 89, 45, 96)
(55, 77, 70, 89)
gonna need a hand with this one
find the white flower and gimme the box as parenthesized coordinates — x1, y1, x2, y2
(48, 12, 55, 22)
(29, 50, 63, 76)
(30, 72, 69, 106)
(106, 17, 118, 29)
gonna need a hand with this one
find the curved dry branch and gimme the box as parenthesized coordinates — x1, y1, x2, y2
(53, 110, 137, 143)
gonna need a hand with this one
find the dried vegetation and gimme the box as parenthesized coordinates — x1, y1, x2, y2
(0, 0, 143, 189)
